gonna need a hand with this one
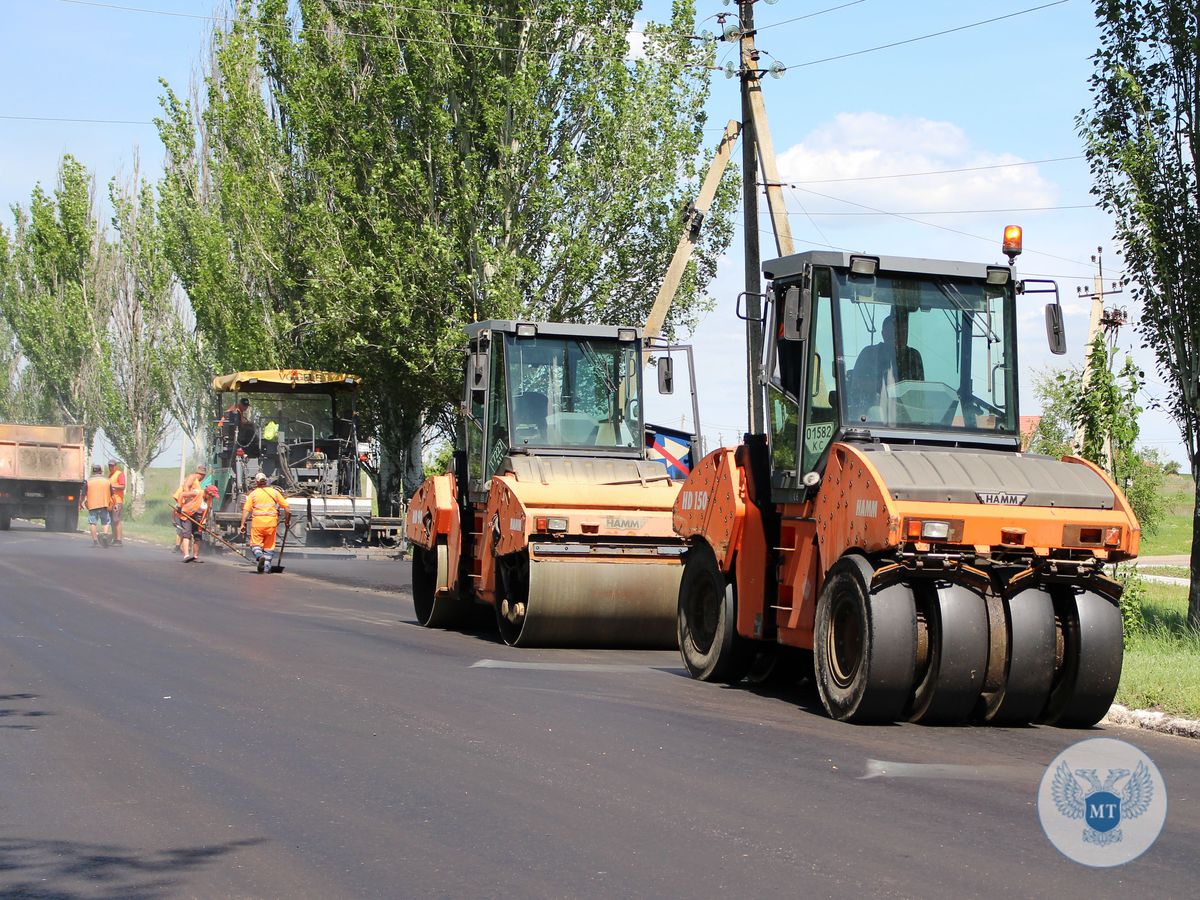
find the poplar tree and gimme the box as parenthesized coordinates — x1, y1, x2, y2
(156, 0, 736, 506)
(1078, 0, 1200, 628)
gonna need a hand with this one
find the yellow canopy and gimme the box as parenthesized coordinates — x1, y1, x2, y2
(211, 369, 362, 394)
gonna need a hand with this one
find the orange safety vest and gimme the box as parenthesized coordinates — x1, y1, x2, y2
(109, 468, 126, 505)
(242, 486, 288, 523)
(85, 476, 112, 511)
(179, 473, 204, 516)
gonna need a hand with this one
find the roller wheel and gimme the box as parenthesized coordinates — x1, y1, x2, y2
(495, 552, 531, 647)
(677, 541, 754, 683)
(908, 582, 989, 725)
(984, 588, 1056, 724)
(1038, 589, 1123, 728)
(411, 542, 468, 629)
(815, 555, 918, 723)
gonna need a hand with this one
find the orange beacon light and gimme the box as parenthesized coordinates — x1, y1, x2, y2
(1002, 224, 1023, 263)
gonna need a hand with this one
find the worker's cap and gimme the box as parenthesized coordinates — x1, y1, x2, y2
(91, 463, 102, 474)
(238, 397, 250, 406)
(107, 458, 119, 467)
(254, 472, 268, 483)
(194, 464, 208, 474)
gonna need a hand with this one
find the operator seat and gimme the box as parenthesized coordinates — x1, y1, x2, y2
(514, 391, 548, 440)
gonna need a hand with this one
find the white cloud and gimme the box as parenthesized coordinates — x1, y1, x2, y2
(776, 112, 1060, 214)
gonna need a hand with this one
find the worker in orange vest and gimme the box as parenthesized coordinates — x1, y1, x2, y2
(239, 471, 291, 573)
(81, 463, 113, 547)
(107, 459, 126, 546)
(176, 464, 208, 563)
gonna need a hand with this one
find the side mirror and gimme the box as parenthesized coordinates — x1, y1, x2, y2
(1045, 303, 1066, 355)
(657, 357, 674, 395)
(782, 286, 802, 341)
(471, 352, 489, 388)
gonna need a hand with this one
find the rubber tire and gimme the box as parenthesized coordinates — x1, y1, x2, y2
(495, 551, 531, 647)
(411, 542, 470, 629)
(815, 554, 917, 723)
(1038, 589, 1123, 728)
(0, 511, 10, 531)
(908, 582, 990, 725)
(677, 541, 754, 684)
(985, 588, 1056, 724)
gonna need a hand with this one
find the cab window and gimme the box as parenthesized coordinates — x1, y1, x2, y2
(802, 268, 837, 473)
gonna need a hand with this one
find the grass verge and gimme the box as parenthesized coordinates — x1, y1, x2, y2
(1139, 473, 1195, 557)
(1117, 580, 1200, 720)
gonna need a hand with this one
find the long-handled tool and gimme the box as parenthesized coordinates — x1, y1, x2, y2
(174, 506, 257, 565)
(269, 522, 292, 573)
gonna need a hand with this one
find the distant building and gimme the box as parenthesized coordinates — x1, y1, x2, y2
(1019, 415, 1041, 451)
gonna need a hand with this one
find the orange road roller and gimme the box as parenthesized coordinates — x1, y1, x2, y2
(406, 321, 701, 647)
(673, 234, 1138, 726)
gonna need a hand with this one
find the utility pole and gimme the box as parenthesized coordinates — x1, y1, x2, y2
(739, 0, 765, 436)
(1073, 248, 1126, 466)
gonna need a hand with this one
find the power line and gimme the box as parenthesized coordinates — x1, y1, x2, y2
(0, 113, 155, 125)
(780, 155, 1084, 184)
(777, 0, 1068, 70)
(780, 205, 1096, 216)
(757, 0, 869, 31)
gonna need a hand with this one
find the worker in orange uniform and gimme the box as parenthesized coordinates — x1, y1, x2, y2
(189, 484, 220, 563)
(107, 459, 126, 546)
(239, 471, 291, 573)
(81, 463, 113, 547)
(176, 463, 208, 563)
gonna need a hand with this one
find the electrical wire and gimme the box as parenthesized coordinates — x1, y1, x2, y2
(775, 0, 1068, 70)
(756, 0, 869, 32)
(780, 155, 1085, 184)
(0, 114, 155, 125)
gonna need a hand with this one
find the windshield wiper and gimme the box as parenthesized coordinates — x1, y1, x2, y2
(935, 279, 1000, 344)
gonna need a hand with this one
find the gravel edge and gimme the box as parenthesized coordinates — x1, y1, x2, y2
(1103, 703, 1200, 739)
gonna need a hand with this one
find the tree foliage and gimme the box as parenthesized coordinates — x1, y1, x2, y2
(1079, 0, 1200, 627)
(103, 165, 178, 515)
(155, 0, 736, 506)
(0, 155, 113, 449)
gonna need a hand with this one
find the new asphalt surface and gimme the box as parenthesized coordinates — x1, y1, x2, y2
(0, 523, 1196, 898)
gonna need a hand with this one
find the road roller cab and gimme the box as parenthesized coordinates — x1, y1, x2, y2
(406, 321, 702, 646)
(673, 240, 1140, 726)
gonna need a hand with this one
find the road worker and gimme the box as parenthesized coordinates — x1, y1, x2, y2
(176, 464, 208, 563)
(107, 459, 126, 546)
(187, 484, 220, 563)
(239, 471, 291, 573)
(82, 463, 113, 547)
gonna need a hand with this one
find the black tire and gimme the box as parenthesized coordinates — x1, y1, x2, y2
(0, 511, 10, 531)
(908, 583, 990, 725)
(985, 588, 1056, 724)
(815, 555, 917, 723)
(411, 542, 470, 629)
(1038, 588, 1123, 728)
(495, 551, 531, 646)
(677, 541, 754, 683)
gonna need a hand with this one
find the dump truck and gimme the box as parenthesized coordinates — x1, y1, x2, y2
(673, 229, 1138, 726)
(0, 424, 86, 532)
(207, 370, 397, 547)
(405, 321, 701, 646)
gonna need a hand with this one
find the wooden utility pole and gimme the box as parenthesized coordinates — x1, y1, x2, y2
(743, 53, 793, 258)
(643, 119, 742, 344)
(1073, 249, 1125, 465)
(740, 0, 765, 435)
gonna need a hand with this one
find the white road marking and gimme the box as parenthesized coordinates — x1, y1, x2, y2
(860, 759, 1034, 781)
(471, 659, 668, 673)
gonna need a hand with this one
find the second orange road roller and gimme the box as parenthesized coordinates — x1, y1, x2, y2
(405, 320, 701, 647)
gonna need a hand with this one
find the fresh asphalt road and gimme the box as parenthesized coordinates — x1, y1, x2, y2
(0, 525, 1196, 899)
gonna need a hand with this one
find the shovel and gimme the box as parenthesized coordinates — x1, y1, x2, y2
(269, 522, 292, 573)
(175, 506, 257, 565)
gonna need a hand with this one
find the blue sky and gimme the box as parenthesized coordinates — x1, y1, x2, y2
(0, 0, 1185, 465)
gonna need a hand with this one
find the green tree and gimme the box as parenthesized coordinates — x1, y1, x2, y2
(156, 0, 736, 507)
(103, 166, 178, 515)
(0, 155, 114, 451)
(1079, 0, 1200, 628)
(1029, 336, 1163, 536)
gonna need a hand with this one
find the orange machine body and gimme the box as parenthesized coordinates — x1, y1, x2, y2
(674, 441, 1141, 651)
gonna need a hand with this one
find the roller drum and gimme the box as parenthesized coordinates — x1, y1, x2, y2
(503, 558, 681, 648)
